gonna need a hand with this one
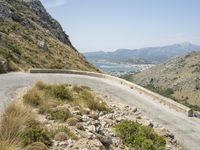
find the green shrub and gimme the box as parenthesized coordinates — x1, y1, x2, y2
(49, 109, 72, 122)
(114, 120, 166, 150)
(21, 122, 51, 146)
(144, 84, 174, 98)
(49, 85, 73, 101)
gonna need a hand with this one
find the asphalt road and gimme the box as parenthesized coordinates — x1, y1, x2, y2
(0, 72, 200, 150)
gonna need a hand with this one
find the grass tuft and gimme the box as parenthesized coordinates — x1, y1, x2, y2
(0, 101, 33, 149)
(48, 126, 77, 140)
(23, 88, 43, 107)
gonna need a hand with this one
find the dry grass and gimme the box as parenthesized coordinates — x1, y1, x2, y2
(0, 100, 33, 150)
(23, 88, 43, 107)
(24, 81, 110, 116)
(0, 140, 19, 150)
(0, 16, 99, 72)
(73, 88, 111, 112)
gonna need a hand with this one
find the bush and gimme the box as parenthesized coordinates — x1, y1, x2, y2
(49, 109, 72, 122)
(21, 122, 51, 146)
(114, 120, 166, 150)
(23, 88, 43, 107)
(49, 85, 73, 101)
(144, 84, 174, 98)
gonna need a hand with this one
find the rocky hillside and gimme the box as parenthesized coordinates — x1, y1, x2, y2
(0, 0, 98, 73)
(131, 51, 200, 111)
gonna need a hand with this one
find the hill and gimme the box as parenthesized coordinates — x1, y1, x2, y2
(130, 51, 200, 111)
(84, 42, 200, 64)
(0, 0, 98, 73)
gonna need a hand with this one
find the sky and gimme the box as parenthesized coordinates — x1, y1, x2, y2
(41, 0, 200, 52)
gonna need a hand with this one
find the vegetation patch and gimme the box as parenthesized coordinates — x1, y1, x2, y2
(23, 88, 43, 107)
(48, 126, 77, 140)
(48, 109, 72, 122)
(48, 84, 73, 101)
(0, 101, 37, 149)
(114, 120, 166, 150)
(73, 87, 111, 112)
(0, 101, 33, 140)
(24, 81, 110, 114)
(144, 84, 200, 112)
(21, 121, 51, 146)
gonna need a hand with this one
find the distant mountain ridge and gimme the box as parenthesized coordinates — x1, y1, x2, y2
(84, 42, 200, 64)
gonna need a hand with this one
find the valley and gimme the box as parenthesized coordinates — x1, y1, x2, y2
(88, 59, 154, 76)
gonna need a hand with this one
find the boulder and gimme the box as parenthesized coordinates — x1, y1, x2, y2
(67, 117, 79, 126)
(37, 40, 49, 52)
(0, 58, 8, 73)
(76, 123, 84, 130)
(54, 132, 68, 141)
(25, 142, 48, 150)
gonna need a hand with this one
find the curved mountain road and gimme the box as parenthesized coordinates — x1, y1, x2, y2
(0, 72, 200, 150)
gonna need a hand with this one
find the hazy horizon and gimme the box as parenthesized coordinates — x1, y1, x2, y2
(42, 0, 200, 52)
(83, 41, 200, 53)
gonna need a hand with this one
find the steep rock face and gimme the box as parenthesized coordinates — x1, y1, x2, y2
(0, 0, 72, 46)
(131, 51, 200, 110)
(0, 0, 98, 72)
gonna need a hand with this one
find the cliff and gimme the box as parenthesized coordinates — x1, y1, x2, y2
(0, 0, 98, 72)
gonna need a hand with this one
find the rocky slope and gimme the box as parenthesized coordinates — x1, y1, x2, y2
(0, 0, 98, 73)
(2, 82, 180, 150)
(131, 51, 200, 111)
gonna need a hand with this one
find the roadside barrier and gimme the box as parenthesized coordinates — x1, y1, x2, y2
(30, 69, 193, 117)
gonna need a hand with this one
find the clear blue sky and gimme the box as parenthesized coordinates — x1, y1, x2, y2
(41, 0, 200, 52)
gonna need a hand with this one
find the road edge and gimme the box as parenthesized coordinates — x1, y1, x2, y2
(29, 69, 193, 117)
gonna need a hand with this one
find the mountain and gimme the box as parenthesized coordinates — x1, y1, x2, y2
(84, 42, 200, 64)
(0, 0, 98, 73)
(130, 51, 200, 111)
